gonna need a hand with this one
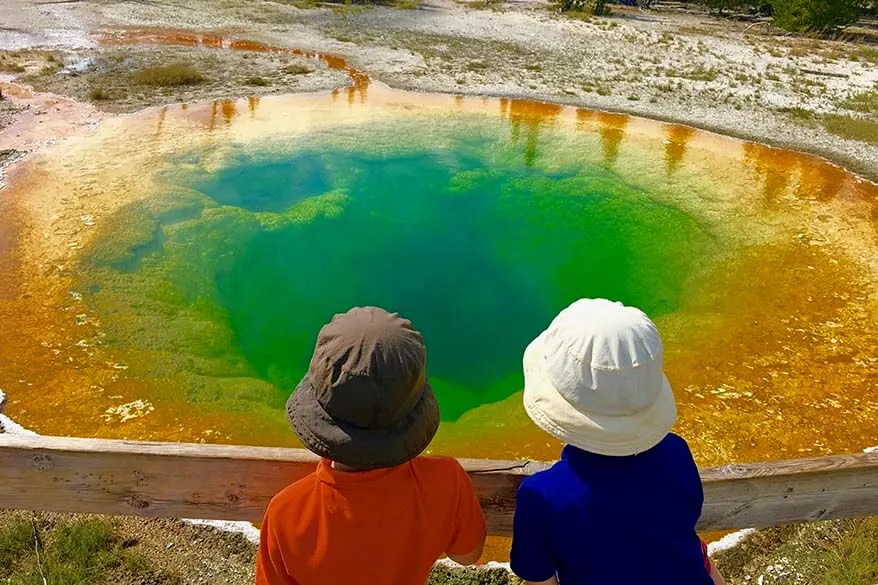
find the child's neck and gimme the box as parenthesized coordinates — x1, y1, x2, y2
(331, 460, 366, 472)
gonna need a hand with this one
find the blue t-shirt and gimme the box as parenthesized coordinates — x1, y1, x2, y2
(510, 434, 712, 585)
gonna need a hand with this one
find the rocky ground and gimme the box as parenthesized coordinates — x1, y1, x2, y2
(0, 510, 521, 585)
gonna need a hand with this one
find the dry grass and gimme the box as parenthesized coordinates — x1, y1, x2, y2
(841, 87, 878, 114)
(89, 87, 111, 101)
(466, 60, 490, 71)
(714, 518, 878, 585)
(132, 63, 205, 87)
(822, 114, 878, 146)
(779, 105, 878, 146)
(825, 44, 878, 65)
(0, 51, 30, 73)
(283, 63, 313, 75)
(429, 566, 521, 584)
(1, 50, 62, 78)
(0, 62, 25, 73)
(459, 0, 501, 9)
(0, 515, 179, 584)
(685, 65, 719, 82)
(819, 518, 878, 585)
(848, 45, 878, 64)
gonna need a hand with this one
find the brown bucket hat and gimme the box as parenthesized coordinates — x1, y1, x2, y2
(286, 306, 440, 470)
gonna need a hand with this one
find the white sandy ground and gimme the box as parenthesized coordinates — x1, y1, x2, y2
(0, 389, 37, 436)
(6, 390, 874, 566)
(183, 518, 261, 544)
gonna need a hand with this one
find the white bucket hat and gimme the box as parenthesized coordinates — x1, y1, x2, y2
(523, 298, 677, 456)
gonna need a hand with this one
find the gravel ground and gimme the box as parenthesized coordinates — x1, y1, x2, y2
(12, 44, 350, 113)
(0, 509, 522, 585)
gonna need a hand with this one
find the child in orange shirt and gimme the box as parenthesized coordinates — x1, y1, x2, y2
(256, 307, 486, 585)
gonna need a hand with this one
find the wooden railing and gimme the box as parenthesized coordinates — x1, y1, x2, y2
(1, 435, 876, 536)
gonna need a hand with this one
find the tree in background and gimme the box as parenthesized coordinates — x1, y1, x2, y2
(593, 0, 610, 13)
(689, 0, 865, 32)
(771, 0, 863, 32)
(559, 0, 609, 13)
(698, 0, 751, 15)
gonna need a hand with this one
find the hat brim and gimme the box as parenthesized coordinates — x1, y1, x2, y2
(522, 333, 677, 456)
(287, 375, 440, 470)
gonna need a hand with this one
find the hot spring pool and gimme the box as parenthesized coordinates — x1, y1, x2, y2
(1, 84, 876, 466)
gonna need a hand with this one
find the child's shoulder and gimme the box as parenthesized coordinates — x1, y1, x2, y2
(664, 432, 693, 452)
(519, 457, 578, 500)
(659, 433, 698, 468)
(267, 471, 320, 514)
(520, 434, 696, 495)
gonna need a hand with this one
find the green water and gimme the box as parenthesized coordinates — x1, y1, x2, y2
(85, 118, 711, 420)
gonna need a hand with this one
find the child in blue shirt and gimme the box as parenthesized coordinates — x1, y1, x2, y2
(511, 299, 726, 585)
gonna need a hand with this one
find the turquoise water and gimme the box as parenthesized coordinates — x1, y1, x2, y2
(87, 119, 711, 420)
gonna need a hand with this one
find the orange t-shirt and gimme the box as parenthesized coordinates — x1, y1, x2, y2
(256, 456, 486, 585)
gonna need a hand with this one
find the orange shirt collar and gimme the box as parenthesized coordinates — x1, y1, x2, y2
(315, 458, 411, 488)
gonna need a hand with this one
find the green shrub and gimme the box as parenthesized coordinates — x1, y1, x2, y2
(0, 517, 180, 584)
(820, 518, 878, 585)
(557, 0, 609, 15)
(283, 63, 313, 75)
(245, 76, 270, 86)
(133, 63, 205, 87)
(686, 65, 719, 81)
(842, 87, 878, 114)
(89, 87, 111, 101)
(822, 114, 878, 145)
(0, 518, 32, 574)
(53, 520, 116, 566)
(697, 0, 750, 14)
(771, 0, 862, 32)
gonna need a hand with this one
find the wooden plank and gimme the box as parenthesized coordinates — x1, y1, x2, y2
(1, 435, 876, 536)
(699, 453, 878, 530)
